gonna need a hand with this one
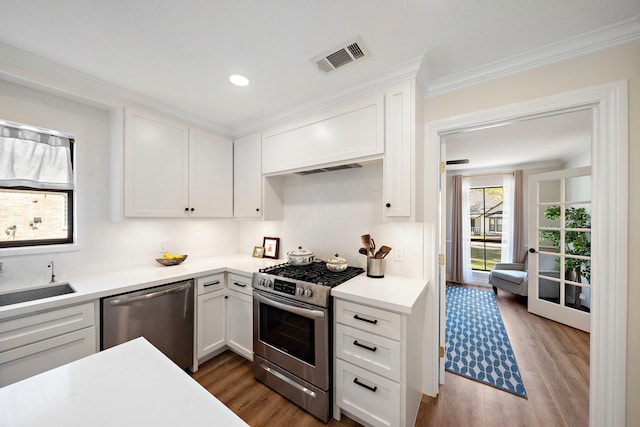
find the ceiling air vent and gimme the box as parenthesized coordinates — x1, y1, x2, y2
(311, 36, 370, 76)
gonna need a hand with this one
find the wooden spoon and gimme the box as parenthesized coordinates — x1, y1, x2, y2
(361, 234, 372, 257)
(358, 247, 369, 256)
(375, 245, 392, 259)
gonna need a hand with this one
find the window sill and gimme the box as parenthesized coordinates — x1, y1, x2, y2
(0, 243, 82, 257)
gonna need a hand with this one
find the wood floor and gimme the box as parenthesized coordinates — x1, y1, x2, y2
(191, 285, 589, 427)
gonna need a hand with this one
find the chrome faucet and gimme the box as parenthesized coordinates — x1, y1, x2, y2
(48, 261, 56, 283)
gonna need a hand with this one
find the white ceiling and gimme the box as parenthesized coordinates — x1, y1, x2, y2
(444, 109, 592, 172)
(0, 1, 638, 135)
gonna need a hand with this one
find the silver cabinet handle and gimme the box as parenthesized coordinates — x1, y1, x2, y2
(203, 280, 221, 287)
(109, 282, 191, 306)
(233, 281, 247, 288)
(254, 292, 325, 319)
(259, 363, 316, 398)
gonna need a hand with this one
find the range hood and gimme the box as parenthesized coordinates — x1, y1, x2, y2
(295, 163, 362, 175)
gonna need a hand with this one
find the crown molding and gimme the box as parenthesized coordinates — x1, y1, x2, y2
(231, 55, 425, 138)
(0, 42, 231, 135)
(426, 16, 640, 97)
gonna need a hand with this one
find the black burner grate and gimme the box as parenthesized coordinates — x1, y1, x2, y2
(259, 261, 364, 287)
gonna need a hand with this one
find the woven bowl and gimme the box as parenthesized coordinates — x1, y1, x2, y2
(155, 255, 188, 266)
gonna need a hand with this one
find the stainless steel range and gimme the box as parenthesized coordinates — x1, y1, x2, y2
(252, 261, 364, 422)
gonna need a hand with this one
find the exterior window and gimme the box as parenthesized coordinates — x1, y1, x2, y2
(0, 121, 75, 249)
(469, 186, 503, 271)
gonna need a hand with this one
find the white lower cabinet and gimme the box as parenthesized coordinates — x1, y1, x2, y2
(197, 290, 227, 358)
(334, 298, 424, 427)
(0, 301, 98, 387)
(336, 359, 400, 427)
(196, 274, 227, 359)
(336, 323, 400, 381)
(196, 272, 254, 362)
(226, 273, 253, 360)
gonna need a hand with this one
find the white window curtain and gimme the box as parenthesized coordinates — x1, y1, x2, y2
(461, 177, 473, 282)
(0, 124, 74, 190)
(501, 172, 515, 262)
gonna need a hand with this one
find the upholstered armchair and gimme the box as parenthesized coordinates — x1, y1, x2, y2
(489, 261, 528, 296)
(489, 254, 561, 298)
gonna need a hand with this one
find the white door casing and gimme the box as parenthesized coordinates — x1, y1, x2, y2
(424, 81, 628, 426)
(438, 143, 447, 384)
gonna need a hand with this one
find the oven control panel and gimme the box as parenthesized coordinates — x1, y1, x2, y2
(274, 279, 296, 295)
(252, 272, 331, 307)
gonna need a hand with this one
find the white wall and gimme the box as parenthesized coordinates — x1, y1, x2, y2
(0, 79, 424, 292)
(238, 163, 424, 278)
(0, 80, 240, 291)
(425, 39, 640, 422)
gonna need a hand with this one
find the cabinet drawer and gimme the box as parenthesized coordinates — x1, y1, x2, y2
(336, 359, 400, 427)
(227, 273, 252, 296)
(0, 326, 96, 387)
(336, 323, 400, 381)
(197, 273, 225, 295)
(335, 299, 401, 340)
(0, 302, 96, 352)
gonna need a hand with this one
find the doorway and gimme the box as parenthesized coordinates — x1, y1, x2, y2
(443, 109, 592, 288)
(424, 82, 629, 425)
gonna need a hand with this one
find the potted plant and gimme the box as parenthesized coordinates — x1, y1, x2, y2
(539, 206, 591, 308)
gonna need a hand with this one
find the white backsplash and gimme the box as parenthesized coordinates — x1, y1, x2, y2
(239, 164, 424, 278)
(0, 80, 423, 292)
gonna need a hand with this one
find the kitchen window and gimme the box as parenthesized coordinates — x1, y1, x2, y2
(0, 121, 75, 249)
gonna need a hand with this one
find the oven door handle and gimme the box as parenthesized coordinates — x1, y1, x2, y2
(254, 292, 325, 319)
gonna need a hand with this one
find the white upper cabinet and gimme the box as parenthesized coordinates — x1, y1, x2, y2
(383, 79, 423, 220)
(125, 108, 189, 217)
(124, 107, 232, 218)
(234, 133, 284, 221)
(262, 93, 384, 175)
(189, 127, 233, 217)
(233, 133, 262, 218)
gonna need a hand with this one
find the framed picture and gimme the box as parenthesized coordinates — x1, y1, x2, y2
(263, 237, 280, 259)
(252, 246, 265, 258)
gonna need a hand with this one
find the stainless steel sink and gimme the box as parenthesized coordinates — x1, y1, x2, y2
(0, 283, 76, 307)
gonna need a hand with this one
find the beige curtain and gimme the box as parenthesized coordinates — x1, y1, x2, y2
(512, 170, 526, 263)
(450, 175, 464, 282)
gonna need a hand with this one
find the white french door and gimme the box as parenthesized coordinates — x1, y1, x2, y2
(528, 166, 591, 332)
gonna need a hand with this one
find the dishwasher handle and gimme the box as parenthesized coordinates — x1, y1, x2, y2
(109, 282, 192, 306)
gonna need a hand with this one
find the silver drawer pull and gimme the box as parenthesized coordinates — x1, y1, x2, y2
(353, 377, 377, 393)
(353, 314, 378, 324)
(353, 340, 377, 352)
(203, 280, 221, 287)
(233, 281, 247, 288)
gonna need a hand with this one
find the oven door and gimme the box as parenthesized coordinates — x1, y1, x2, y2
(253, 290, 329, 390)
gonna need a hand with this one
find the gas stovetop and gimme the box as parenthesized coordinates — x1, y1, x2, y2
(252, 261, 364, 307)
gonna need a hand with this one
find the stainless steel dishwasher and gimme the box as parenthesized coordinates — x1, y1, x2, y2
(101, 279, 194, 369)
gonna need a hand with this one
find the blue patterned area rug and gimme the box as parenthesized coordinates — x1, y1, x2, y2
(445, 286, 527, 398)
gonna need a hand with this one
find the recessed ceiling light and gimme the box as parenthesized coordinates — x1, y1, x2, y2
(229, 74, 250, 87)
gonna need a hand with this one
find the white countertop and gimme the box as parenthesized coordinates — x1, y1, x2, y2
(1, 255, 427, 319)
(0, 337, 248, 427)
(331, 274, 428, 314)
(0, 255, 281, 319)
